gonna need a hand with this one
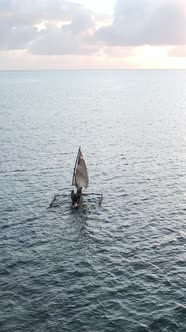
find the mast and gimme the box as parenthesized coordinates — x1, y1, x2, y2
(72, 147, 81, 186)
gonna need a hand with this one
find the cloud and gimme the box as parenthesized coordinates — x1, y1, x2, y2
(0, 0, 94, 25)
(0, 0, 185, 60)
(0, 23, 37, 50)
(0, 0, 98, 54)
(30, 24, 96, 55)
(0, 0, 65, 15)
(29, 4, 96, 55)
(96, 0, 186, 46)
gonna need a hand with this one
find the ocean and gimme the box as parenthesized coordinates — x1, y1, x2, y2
(0, 70, 186, 332)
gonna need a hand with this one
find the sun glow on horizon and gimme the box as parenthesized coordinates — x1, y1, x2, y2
(1, 47, 185, 71)
(136, 46, 186, 69)
(137, 46, 169, 69)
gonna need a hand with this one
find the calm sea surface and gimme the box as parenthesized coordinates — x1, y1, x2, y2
(0, 70, 186, 332)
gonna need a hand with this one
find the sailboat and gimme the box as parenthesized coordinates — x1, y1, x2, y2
(48, 147, 102, 209)
(71, 147, 89, 208)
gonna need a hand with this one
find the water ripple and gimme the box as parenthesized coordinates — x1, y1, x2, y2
(1, 70, 186, 332)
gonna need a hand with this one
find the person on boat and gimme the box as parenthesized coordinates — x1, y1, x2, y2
(71, 187, 83, 206)
(71, 190, 78, 205)
(76, 187, 82, 204)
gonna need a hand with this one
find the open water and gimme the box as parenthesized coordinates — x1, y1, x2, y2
(0, 70, 186, 332)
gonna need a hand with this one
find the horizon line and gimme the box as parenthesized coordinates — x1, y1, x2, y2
(0, 68, 185, 72)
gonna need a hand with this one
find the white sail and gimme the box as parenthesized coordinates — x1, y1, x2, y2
(72, 148, 89, 189)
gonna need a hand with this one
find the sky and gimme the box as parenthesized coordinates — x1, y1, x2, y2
(0, 0, 185, 69)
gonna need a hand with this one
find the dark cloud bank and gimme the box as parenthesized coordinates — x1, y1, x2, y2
(0, 0, 185, 55)
(97, 0, 185, 46)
